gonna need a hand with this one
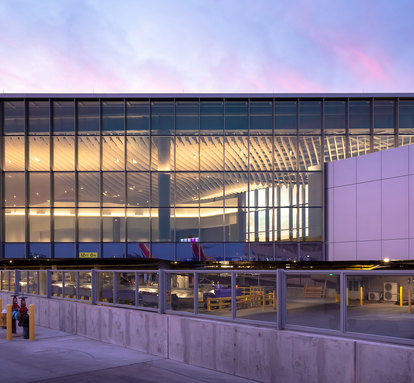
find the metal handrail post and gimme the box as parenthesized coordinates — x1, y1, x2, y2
(277, 269, 284, 330)
(231, 272, 236, 320)
(158, 269, 166, 314)
(194, 271, 198, 315)
(91, 270, 97, 305)
(15, 270, 20, 295)
(46, 270, 52, 299)
(340, 272, 347, 334)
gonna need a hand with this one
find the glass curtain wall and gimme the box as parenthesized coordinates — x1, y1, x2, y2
(1, 96, 413, 260)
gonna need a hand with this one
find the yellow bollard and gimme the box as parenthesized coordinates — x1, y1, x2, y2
(6, 304, 12, 341)
(400, 286, 403, 307)
(346, 288, 349, 306)
(29, 304, 35, 341)
(336, 293, 340, 303)
(0, 298, 2, 311)
(262, 293, 265, 311)
(360, 286, 363, 306)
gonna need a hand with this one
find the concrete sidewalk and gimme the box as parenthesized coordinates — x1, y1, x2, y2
(0, 326, 257, 383)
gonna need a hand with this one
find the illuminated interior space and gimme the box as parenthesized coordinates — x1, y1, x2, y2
(1, 94, 413, 260)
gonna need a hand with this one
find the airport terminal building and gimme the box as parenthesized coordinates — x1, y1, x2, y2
(1, 94, 413, 261)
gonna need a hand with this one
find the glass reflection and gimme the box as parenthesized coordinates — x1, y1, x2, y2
(399, 101, 414, 135)
(127, 172, 150, 207)
(78, 172, 100, 207)
(4, 101, 25, 134)
(30, 172, 50, 207)
(4, 172, 25, 207)
(200, 101, 223, 134)
(349, 135, 370, 157)
(54, 209, 75, 242)
(225, 101, 248, 135)
(151, 137, 173, 171)
(324, 100, 345, 135)
(102, 136, 124, 170)
(298, 136, 321, 171)
(373, 136, 394, 152)
(78, 101, 99, 134)
(249, 136, 272, 171)
(300, 101, 321, 134)
(102, 209, 125, 242)
(275, 101, 296, 135)
(54, 172, 75, 207)
(102, 172, 125, 206)
(78, 209, 100, 242)
(29, 209, 50, 242)
(78, 136, 100, 170)
(127, 136, 150, 170)
(151, 101, 174, 135)
(349, 100, 370, 134)
(102, 100, 124, 134)
(274, 136, 296, 171)
(200, 172, 223, 208)
(175, 136, 199, 170)
(5, 209, 25, 242)
(126, 100, 149, 134)
(200, 136, 223, 171)
(176, 173, 199, 207)
(374, 100, 394, 135)
(127, 209, 150, 241)
(4, 136, 25, 171)
(250, 101, 272, 135)
(53, 101, 74, 134)
(29, 136, 50, 170)
(54, 136, 75, 170)
(29, 101, 49, 134)
(176, 101, 198, 134)
(324, 136, 346, 162)
(225, 136, 248, 171)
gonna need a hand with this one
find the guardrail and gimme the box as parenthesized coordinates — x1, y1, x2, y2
(1, 268, 414, 346)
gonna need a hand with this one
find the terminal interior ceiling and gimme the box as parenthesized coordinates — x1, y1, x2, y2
(1, 95, 414, 261)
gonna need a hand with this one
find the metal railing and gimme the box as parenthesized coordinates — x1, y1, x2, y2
(2, 268, 414, 346)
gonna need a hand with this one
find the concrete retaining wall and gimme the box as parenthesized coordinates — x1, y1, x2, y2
(1, 292, 414, 383)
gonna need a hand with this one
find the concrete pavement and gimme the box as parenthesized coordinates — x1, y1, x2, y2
(0, 326, 257, 383)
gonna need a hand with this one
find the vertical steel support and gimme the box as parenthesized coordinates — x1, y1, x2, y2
(395, 97, 399, 148)
(49, 98, 54, 258)
(76, 271, 80, 300)
(340, 272, 347, 334)
(231, 272, 236, 320)
(135, 271, 139, 306)
(276, 269, 284, 330)
(91, 270, 97, 305)
(370, 98, 374, 153)
(193, 271, 198, 315)
(113, 271, 117, 304)
(158, 269, 166, 314)
(74, 99, 79, 258)
(46, 270, 52, 299)
(0, 100, 3, 260)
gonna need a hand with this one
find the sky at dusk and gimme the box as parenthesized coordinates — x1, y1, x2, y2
(0, 0, 413, 93)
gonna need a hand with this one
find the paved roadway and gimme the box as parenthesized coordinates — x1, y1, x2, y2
(0, 326, 257, 383)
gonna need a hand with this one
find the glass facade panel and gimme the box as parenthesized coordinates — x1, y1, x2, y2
(373, 135, 394, 152)
(225, 136, 248, 171)
(102, 172, 125, 206)
(126, 136, 150, 170)
(54, 136, 75, 170)
(102, 136, 124, 170)
(78, 100, 99, 134)
(29, 209, 50, 242)
(127, 209, 150, 242)
(399, 100, 414, 134)
(298, 136, 321, 171)
(29, 136, 50, 170)
(151, 101, 174, 135)
(127, 100, 149, 134)
(115, 271, 135, 305)
(53, 101, 74, 134)
(225, 101, 248, 135)
(5, 209, 25, 242)
(324, 100, 345, 135)
(137, 272, 159, 308)
(249, 136, 272, 171)
(54, 243, 75, 258)
(176, 136, 199, 171)
(54, 172, 75, 207)
(275, 101, 296, 135)
(2, 96, 414, 260)
(4, 244, 25, 258)
(250, 101, 272, 135)
(176, 173, 199, 207)
(29, 101, 49, 134)
(4, 101, 25, 134)
(78, 209, 100, 242)
(349, 135, 370, 157)
(300, 101, 321, 134)
(200, 136, 223, 171)
(78, 172, 100, 207)
(78, 136, 100, 170)
(4, 172, 25, 207)
(54, 209, 75, 242)
(176, 101, 198, 134)
(29, 172, 50, 207)
(200, 101, 223, 134)
(374, 100, 394, 134)
(4, 136, 25, 170)
(102, 208, 125, 242)
(151, 137, 174, 171)
(349, 100, 370, 134)
(102, 100, 124, 134)
(127, 172, 150, 207)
